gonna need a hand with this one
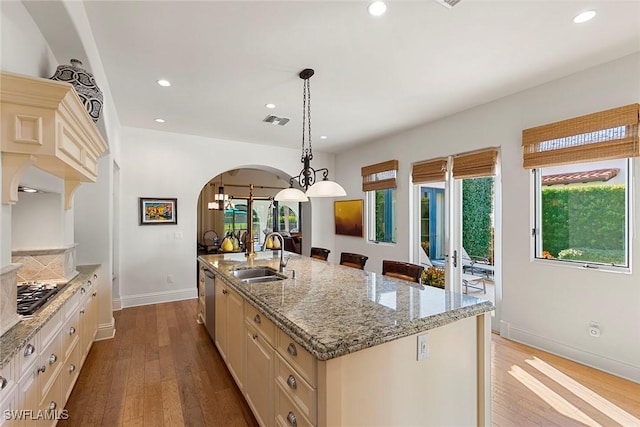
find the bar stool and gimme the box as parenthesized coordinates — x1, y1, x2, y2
(340, 252, 368, 270)
(310, 247, 330, 261)
(382, 260, 424, 283)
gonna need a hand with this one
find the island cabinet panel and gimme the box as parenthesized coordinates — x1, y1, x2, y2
(275, 385, 313, 427)
(214, 281, 245, 388)
(318, 315, 481, 427)
(274, 354, 316, 424)
(245, 302, 275, 345)
(214, 281, 228, 360)
(244, 323, 274, 427)
(226, 288, 245, 389)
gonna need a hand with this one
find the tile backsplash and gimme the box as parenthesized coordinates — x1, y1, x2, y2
(11, 244, 78, 283)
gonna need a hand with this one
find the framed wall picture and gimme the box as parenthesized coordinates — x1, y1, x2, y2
(139, 198, 178, 225)
(334, 199, 364, 237)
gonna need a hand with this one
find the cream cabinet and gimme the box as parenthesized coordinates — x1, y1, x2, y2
(197, 262, 205, 324)
(0, 269, 99, 426)
(244, 306, 276, 427)
(214, 281, 245, 388)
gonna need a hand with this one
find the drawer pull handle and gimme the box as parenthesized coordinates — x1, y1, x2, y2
(81, 287, 86, 294)
(37, 365, 46, 374)
(252, 333, 258, 340)
(0, 376, 7, 390)
(254, 314, 261, 324)
(48, 401, 57, 411)
(69, 326, 76, 335)
(24, 344, 35, 357)
(93, 274, 98, 279)
(88, 280, 92, 286)
(69, 364, 76, 373)
(287, 411, 297, 427)
(222, 289, 228, 295)
(286, 374, 297, 390)
(80, 309, 85, 315)
(49, 354, 58, 365)
(287, 343, 298, 357)
(92, 291, 97, 297)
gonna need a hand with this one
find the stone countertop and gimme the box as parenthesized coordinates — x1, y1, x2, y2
(0, 265, 100, 369)
(198, 252, 493, 361)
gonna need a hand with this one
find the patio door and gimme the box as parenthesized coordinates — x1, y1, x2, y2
(412, 150, 501, 332)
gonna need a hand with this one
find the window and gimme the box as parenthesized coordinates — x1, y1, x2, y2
(367, 188, 396, 243)
(362, 160, 398, 244)
(523, 103, 639, 270)
(534, 159, 629, 268)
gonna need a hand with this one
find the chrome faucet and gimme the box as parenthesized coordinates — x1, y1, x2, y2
(262, 232, 289, 273)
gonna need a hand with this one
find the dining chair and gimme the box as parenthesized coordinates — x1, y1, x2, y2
(382, 260, 424, 283)
(340, 252, 368, 270)
(310, 247, 330, 261)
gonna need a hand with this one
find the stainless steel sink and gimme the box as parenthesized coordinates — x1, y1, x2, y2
(230, 267, 287, 283)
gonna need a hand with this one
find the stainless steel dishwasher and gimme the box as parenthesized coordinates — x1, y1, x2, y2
(204, 267, 216, 340)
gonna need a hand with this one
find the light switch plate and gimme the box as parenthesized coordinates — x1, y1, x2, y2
(417, 333, 429, 361)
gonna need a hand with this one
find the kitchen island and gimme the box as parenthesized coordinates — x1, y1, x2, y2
(199, 251, 494, 427)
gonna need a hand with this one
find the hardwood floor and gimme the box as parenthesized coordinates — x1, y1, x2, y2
(60, 300, 640, 426)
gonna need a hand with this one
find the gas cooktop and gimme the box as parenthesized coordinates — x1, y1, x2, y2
(16, 282, 64, 316)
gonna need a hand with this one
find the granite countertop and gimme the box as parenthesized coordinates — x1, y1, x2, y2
(0, 265, 100, 369)
(198, 252, 493, 361)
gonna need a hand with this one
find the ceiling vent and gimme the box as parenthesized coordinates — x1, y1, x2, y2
(434, 0, 462, 8)
(263, 115, 290, 126)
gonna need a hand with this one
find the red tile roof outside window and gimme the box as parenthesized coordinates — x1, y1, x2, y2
(542, 168, 620, 186)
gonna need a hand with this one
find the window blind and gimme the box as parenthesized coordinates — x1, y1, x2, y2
(522, 103, 639, 169)
(411, 158, 448, 183)
(452, 149, 498, 179)
(361, 160, 398, 191)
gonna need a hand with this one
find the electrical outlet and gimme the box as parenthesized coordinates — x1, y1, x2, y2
(167, 274, 175, 284)
(417, 333, 429, 361)
(588, 321, 601, 337)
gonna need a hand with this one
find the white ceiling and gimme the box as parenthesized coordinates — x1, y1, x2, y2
(80, 0, 640, 153)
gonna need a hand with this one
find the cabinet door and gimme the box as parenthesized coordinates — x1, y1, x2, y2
(214, 283, 228, 360)
(226, 288, 244, 388)
(245, 324, 273, 427)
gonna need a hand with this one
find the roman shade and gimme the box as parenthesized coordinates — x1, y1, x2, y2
(361, 160, 398, 191)
(452, 149, 498, 179)
(522, 103, 640, 169)
(412, 158, 448, 183)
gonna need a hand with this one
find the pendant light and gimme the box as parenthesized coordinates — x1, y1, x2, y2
(208, 175, 231, 209)
(275, 68, 346, 202)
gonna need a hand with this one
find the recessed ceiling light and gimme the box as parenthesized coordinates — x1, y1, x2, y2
(154, 118, 166, 123)
(320, 135, 328, 140)
(265, 103, 276, 109)
(157, 79, 171, 87)
(573, 10, 596, 24)
(368, 1, 387, 16)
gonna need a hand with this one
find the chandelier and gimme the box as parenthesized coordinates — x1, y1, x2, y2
(275, 68, 346, 202)
(207, 176, 232, 210)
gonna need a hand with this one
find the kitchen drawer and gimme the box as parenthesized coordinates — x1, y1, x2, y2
(275, 384, 313, 427)
(245, 301, 275, 345)
(39, 310, 62, 349)
(62, 339, 81, 402)
(38, 363, 64, 427)
(18, 336, 38, 378)
(0, 383, 17, 427)
(0, 358, 15, 402)
(276, 329, 316, 386)
(275, 353, 316, 424)
(60, 310, 79, 361)
(37, 330, 62, 403)
(63, 290, 80, 320)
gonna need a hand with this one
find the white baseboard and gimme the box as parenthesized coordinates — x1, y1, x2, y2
(95, 316, 116, 341)
(501, 322, 640, 383)
(120, 288, 197, 308)
(112, 298, 122, 311)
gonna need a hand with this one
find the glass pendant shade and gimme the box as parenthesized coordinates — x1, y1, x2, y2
(208, 201, 218, 210)
(305, 180, 347, 197)
(274, 187, 309, 202)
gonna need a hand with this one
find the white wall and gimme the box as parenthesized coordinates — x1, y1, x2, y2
(118, 126, 335, 307)
(0, 0, 58, 267)
(332, 52, 640, 381)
